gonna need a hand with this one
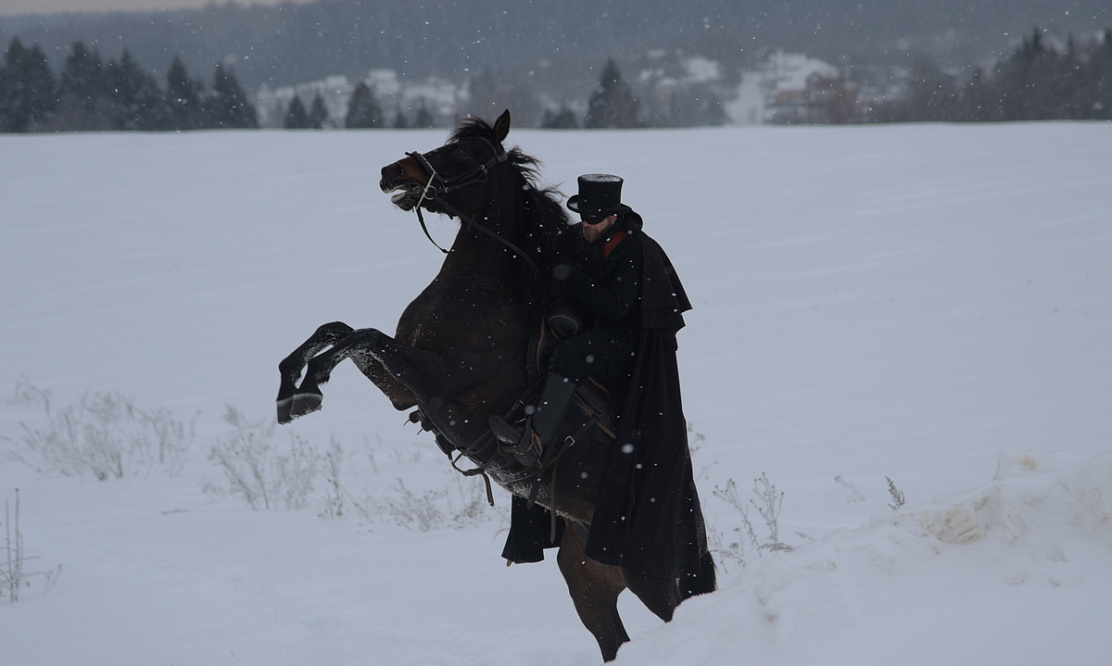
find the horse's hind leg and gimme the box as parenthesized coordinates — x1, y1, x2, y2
(277, 321, 353, 423)
(557, 523, 630, 662)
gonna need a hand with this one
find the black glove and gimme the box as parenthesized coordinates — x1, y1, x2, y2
(552, 261, 579, 283)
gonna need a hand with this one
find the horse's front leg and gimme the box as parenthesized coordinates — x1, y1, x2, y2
(277, 321, 354, 424)
(279, 327, 421, 421)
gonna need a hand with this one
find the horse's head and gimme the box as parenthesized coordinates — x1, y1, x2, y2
(380, 109, 512, 217)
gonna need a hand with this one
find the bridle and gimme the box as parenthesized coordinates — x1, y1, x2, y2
(407, 136, 507, 203)
(404, 138, 544, 279)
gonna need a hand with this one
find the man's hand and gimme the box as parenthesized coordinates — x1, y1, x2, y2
(552, 261, 579, 283)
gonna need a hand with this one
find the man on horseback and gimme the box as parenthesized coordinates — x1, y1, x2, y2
(490, 173, 643, 467)
(494, 174, 714, 596)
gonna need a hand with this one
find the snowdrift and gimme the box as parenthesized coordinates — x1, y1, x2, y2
(618, 451, 1112, 665)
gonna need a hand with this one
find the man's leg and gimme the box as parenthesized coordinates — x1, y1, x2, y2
(490, 331, 609, 465)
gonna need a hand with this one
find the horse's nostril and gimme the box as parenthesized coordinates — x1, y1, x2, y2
(381, 163, 401, 180)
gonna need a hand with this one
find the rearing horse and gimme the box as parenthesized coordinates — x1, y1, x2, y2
(276, 110, 702, 661)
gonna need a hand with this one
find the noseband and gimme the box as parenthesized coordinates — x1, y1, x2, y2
(405, 138, 542, 279)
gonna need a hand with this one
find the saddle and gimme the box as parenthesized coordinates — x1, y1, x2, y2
(406, 303, 621, 520)
(412, 302, 621, 475)
(462, 301, 622, 464)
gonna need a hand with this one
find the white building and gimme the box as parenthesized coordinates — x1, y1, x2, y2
(725, 52, 839, 125)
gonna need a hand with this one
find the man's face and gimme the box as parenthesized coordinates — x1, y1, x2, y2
(581, 213, 618, 244)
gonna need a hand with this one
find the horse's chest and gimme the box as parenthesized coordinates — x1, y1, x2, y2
(399, 285, 518, 351)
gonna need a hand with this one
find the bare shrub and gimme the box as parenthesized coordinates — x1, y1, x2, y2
(206, 406, 495, 527)
(835, 474, 867, 503)
(204, 406, 320, 510)
(2, 490, 61, 603)
(886, 476, 906, 510)
(5, 379, 194, 480)
(374, 473, 492, 532)
(709, 473, 792, 571)
(318, 437, 345, 518)
(335, 443, 496, 531)
(379, 479, 445, 531)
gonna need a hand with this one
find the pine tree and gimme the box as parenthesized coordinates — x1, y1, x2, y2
(393, 104, 409, 129)
(1088, 30, 1112, 120)
(344, 81, 382, 128)
(284, 94, 310, 129)
(961, 66, 993, 122)
(52, 40, 116, 129)
(59, 41, 108, 112)
(106, 49, 167, 130)
(307, 93, 329, 129)
(413, 98, 434, 128)
(541, 105, 578, 129)
(904, 57, 959, 121)
(206, 63, 258, 129)
(995, 27, 1057, 121)
(584, 58, 640, 129)
(166, 55, 208, 130)
(1055, 37, 1087, 120)
(0, 38, 57, 132)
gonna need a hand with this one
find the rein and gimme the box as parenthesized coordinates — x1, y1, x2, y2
(406, 141, 545, 281)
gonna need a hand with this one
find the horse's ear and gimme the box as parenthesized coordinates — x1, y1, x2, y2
(492, 109, 511, 144)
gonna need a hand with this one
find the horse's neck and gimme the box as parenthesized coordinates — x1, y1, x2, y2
(439, 201, 521, 287)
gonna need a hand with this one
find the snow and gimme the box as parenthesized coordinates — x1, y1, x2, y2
(1, 122, 1111, 665)
(619, 450, 1112, 665)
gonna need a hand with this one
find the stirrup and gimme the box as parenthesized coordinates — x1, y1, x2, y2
(512, 429, 543, 468)
(489, 415, 523, 445)
(489, 416, 542, 467)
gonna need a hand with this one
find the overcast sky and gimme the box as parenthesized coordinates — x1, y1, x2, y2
(0, 0, 311, 16)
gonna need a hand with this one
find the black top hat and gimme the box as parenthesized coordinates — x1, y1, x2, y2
(566, 174, 632, 217)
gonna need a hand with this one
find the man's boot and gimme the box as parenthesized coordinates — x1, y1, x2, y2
(490, 374, 577, 466)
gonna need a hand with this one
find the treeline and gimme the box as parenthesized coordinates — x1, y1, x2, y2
(874, 27, 1112, 122)
(546, 58, 655, 129)
(276, 56, 652, 131)
(0, 38, 257, 132)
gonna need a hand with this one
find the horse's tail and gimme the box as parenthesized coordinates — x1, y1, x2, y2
(679, 550, 717, 600)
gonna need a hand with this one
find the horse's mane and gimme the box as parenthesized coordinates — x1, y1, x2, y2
(450, 116, 570, 317)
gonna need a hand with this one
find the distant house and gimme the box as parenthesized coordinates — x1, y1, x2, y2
(766, 89, 810, 124)
(805, 73, 859, 124)
(726, 51, 853, 125)
(254, 70, 466, 128)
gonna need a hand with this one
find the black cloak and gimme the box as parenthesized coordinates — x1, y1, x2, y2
(502, 214, 715, 593)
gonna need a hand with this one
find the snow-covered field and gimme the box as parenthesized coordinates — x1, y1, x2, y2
(2, 122, 1110, 665)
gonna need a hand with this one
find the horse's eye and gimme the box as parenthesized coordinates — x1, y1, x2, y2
(452, 148, 473, 163)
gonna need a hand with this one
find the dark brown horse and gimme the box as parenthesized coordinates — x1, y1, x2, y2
(276, 110, 704, 661)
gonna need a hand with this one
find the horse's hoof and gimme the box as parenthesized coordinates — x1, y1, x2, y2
(277, 398, 294, 424)
(276, 391, 322, 423)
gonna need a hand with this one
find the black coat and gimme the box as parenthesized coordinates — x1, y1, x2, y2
(503, 214, 714, 591)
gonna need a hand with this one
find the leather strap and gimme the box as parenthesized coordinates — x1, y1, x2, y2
(603, 230, 629, 261)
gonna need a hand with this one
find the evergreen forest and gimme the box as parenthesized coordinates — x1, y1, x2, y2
(2, 26, 1110, 133)
(0, 39, 256, 132)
